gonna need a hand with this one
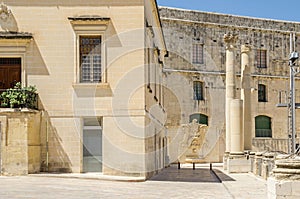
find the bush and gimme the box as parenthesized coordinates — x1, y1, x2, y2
(0, 82, 37, 109)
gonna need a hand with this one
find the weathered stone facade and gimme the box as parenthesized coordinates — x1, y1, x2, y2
(0, 109, 41, 175)
(0, 0, 167, 179)
(159, 7, 300, 163)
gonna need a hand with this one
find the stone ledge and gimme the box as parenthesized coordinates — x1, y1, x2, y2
(29, 173, 146, 182)
(0, 108, 39, 113)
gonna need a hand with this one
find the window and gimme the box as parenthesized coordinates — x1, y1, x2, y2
(192, 44, 204, 64)
(258, 84, 267, 102)
(189, 113, 208, 125)
(255, 115, 272, 137)
(256, 49, 267, 68)
(193, 81, 204, 100)
(69, 16, 110, 84)
(80, 36, 102, 83)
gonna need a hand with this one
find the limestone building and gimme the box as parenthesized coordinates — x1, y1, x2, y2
(0, 0, 167, 179)
(2, 1, 300, 178)
(159, 7, 300, 163)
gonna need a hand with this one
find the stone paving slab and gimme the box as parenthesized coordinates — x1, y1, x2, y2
(0, 164, 267, 199)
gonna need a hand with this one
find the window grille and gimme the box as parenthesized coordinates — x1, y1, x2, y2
(256, 49, 267, 68)
(193, 81, 204, 100)
(80, 36, 102, 83)
(192, 44, 204, 64)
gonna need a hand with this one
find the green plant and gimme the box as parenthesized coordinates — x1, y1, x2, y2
(0, 82, 37, 109)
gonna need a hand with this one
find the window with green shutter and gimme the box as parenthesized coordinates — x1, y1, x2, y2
(189, 113, 208, 125)
(255, 115, 272, 137)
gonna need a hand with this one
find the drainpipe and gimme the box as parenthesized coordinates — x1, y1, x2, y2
(46, 120, 49, 172)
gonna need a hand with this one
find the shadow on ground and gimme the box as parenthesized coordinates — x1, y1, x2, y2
(149, 165, 235, 183)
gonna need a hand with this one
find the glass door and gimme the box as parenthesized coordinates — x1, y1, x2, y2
(83, 118, 102, 172)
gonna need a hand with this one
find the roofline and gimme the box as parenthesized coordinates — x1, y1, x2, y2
(159, 6, 300, 25)
(152, 0, 167, 51)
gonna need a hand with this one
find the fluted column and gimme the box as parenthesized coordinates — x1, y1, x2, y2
(241, 44, 252, 150)
(224, 33, 238, 153)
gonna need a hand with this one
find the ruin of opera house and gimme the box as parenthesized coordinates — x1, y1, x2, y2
(0, 1, 300, 179)
(159, 7, 300, 164)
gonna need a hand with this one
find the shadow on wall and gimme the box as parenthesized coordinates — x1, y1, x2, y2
(40, 110, 72, 173)
(164, 51, 195, 71)
(26, 39, 49, 76)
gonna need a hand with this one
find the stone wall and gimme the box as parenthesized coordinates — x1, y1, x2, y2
(252, 138, 300, 153)
(159, 6, 300, 163)
(0, 109, 41, 175)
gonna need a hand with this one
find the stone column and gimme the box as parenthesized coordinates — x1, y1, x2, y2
(241, 44, 252, 150)
(224, 34, 238, 153)
(230, 99, 244, 154)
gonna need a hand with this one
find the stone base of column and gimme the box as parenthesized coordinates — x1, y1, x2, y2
(223, 152, 230, 170)
(261, 153, 275, 180)
(267, 177, 300, 199)
(267, 158, 300, 198)
(249, 152, 255, 173)
(227, 152, 251, 173)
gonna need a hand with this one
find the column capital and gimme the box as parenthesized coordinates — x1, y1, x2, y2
(223, 33, 238, 49)
(241, 44, 252, 53)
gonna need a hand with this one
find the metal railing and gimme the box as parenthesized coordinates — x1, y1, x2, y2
(0, 89, 38, 110)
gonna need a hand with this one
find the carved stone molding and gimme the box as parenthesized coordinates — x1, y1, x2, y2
(178, 119, 208, 161)
(241, 44, 252, 54)
(223, 33, 238, 49)
(0, 3, 11, 21)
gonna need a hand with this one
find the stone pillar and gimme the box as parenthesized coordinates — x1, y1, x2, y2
(254, 152, 263, 176)
(230, 99, 244, 154)
(241, 44, 252, 150)
(261, 153, 275, 180)
(268, 158, 300, 198)
(224, 33, 238, 153)
(227, 99, 251, 173)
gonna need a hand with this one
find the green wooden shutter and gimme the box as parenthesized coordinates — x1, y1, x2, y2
(189, 113, 208, 125)
(255, 116, 272, 137)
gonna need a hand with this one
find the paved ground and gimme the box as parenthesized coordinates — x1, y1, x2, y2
(0, 164, 267, 199)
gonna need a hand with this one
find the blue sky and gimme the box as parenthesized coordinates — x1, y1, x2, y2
(157, 0, 300, 22)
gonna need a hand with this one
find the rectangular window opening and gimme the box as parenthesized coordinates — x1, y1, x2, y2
(258, 84, 267, 102)
(192, 44, 204, 64)
(193, 81, 204, 101)
(256, 49, 267, 68)
(80, 36, 102, 83)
